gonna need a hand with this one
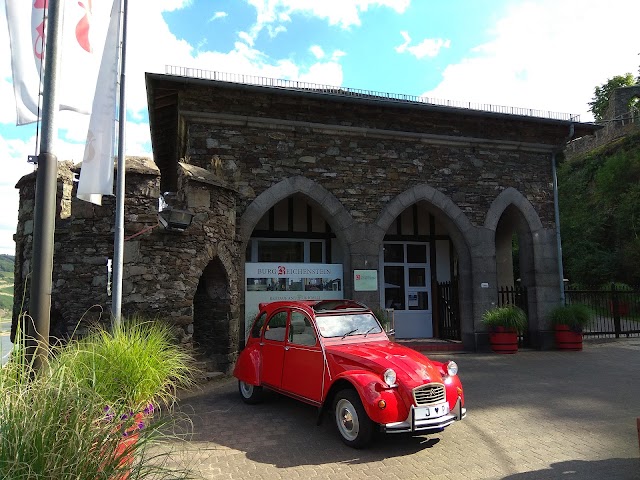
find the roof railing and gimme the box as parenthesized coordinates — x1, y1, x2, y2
(164, 65, 580, 122)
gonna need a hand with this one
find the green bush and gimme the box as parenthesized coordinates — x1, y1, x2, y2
(369, 305, 392, 331)
(481, 305, 527, 334)
(549, 303, 593, 332)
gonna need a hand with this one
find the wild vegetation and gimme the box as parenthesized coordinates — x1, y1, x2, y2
(558, 131, 640, 287)
(0, 254, 14, 317)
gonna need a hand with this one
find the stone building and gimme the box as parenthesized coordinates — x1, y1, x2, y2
(13, 70, 599, 371)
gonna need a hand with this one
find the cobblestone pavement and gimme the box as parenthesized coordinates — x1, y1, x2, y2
(165, 339, 640, 480)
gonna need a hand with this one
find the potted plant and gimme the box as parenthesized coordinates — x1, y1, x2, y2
(2, 319, 195, 479)
(370, 305, 395, 339)
(481, 305, 527, 354)
(549, 303, 593, 351)
(48, 317, 196, 478)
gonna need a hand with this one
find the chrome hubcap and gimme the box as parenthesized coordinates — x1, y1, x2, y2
(336, 399, 359, 441)
(240, 381, 253, 398)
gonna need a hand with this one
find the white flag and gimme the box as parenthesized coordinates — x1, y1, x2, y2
(77, 0, 121, 205)
(5, 0, 113, 125)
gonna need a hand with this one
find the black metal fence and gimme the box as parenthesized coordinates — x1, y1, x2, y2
(498, 285, 529, 347)
(564, 285, 640, 338)
(437, 281, 460, 340)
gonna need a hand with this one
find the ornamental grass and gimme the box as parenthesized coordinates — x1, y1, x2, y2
(481, 305, 528, 334)
(0, 318, 196, 480)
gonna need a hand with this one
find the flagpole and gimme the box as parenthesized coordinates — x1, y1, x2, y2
(28, 0, 64, 369)
(111, 0, 129, 328)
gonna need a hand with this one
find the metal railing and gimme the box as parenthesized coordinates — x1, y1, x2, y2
(437, 281, 461, 341)
(164, 65, 580, 122)
(498, 285, 529, 347)
(564, 284, 640, 338)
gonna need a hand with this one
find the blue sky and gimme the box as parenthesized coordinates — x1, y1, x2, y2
(0, 0, 639, 255)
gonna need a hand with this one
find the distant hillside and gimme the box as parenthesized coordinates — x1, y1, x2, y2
(558, 131, 640, 287)
(0, 254, 14, 318)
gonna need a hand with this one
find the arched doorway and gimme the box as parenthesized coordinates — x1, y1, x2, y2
(493, 204, 537, 347)
(380, 201, 458, 339)
(193, 258, 233, 372)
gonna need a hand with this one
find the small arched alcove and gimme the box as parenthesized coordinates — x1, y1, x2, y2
(193, 257, 233, 371)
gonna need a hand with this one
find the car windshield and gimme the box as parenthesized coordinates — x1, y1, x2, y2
(315, 313, 382, 338)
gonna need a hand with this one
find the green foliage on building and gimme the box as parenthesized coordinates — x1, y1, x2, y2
(559, 132, 640, 286)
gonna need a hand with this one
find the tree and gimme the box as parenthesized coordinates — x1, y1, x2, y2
(588, 73, 636, 121)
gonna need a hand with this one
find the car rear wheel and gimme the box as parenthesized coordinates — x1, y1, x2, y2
(333, 389, 374, 448)
(238, 380, 263, 404)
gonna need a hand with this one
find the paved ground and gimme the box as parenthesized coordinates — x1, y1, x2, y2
(165, 339, 640, 480)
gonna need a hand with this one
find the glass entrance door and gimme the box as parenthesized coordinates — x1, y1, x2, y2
(382, 243, 432, 338)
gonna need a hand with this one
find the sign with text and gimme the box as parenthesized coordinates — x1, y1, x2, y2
(245, 263, 344, 335)
(354, 269, 378, 291)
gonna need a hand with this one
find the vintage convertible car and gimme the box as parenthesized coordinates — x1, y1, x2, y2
(233, 299, 466, 448)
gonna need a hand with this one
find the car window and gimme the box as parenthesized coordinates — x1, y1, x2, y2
(264, 310, 288, 342)
(315, 313, 382, 338)
(288, 311, 317, 346)
(251, 312, 267, 338)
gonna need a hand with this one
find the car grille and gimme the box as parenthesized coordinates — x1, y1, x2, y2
(413, 383, 446, 406)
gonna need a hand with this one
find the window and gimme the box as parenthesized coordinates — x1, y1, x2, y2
(247, 238, 326, 263)
(288, 311, 317, 346)
(264, 311, 288, 342)
(251, 312, 267, 338)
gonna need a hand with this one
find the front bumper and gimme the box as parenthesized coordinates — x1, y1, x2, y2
(381, 396, 466, 434)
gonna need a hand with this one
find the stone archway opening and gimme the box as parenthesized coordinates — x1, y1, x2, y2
(495, 204, 535, 344)
(242, 193, 347, 338)
(381, 200, 460, 340)
(193, 258, 233, 372)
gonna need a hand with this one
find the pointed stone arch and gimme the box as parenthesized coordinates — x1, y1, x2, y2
(484, 187, 543, 234)
(374, 184, 476, 345)
(239, 176, 355, 254)
(484, 187, 553, 347)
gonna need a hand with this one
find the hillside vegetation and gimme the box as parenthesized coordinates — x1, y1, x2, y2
(0, 255, 14, 333)
(559, 131, 640, 286)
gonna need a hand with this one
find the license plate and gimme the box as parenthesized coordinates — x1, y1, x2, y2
(414, 402, 449, 420)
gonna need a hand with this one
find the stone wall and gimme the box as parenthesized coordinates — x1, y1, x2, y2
(13, 157, 241, 371)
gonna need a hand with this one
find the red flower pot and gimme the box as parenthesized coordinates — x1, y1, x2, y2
(489, 327, 519, 354)
(554, 324, 583, 351)
(109, 412, 146, 480)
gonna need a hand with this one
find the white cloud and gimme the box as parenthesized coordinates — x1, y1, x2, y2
(396, 31, 450, 59)
(0, 0, 349, 256)
(310, 45, 325, 59)
(210, 11, 228, 22)
(422, 0, 640, 122)
(242, 0, 410, 44)
(0, 135, 37, 255)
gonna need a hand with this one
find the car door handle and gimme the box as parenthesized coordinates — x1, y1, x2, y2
(285, 346, 290, 351)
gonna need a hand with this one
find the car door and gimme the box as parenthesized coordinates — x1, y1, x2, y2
(281, 309, 324, 403)
(260, 309, 288, 389)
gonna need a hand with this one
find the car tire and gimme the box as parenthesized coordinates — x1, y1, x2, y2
(333, 389, 374, 448)
(238, 380, 263, 404)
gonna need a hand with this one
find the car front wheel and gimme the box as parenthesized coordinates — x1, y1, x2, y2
(333, 389, 374, 448)
(238, 380, 263, 404)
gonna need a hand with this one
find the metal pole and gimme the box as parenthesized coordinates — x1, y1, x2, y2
(27, 0, 64, 369)
(551, 152, 565, 304)
(111, 0, 128, 328)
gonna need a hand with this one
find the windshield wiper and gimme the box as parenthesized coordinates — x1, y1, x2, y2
(341, 329, 358, 339)
(363, 327, 377, 338)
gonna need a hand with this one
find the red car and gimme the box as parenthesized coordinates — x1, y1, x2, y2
(233, 300, 466, 448)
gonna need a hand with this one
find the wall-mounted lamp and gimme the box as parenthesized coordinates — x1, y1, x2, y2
(158, 208, 194, 232)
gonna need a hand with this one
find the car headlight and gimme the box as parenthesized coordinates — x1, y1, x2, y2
(383, 368, 397, 387)
(446, 361, 458, 376)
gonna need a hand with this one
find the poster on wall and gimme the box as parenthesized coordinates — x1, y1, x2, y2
(245, 263, 344, 334)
